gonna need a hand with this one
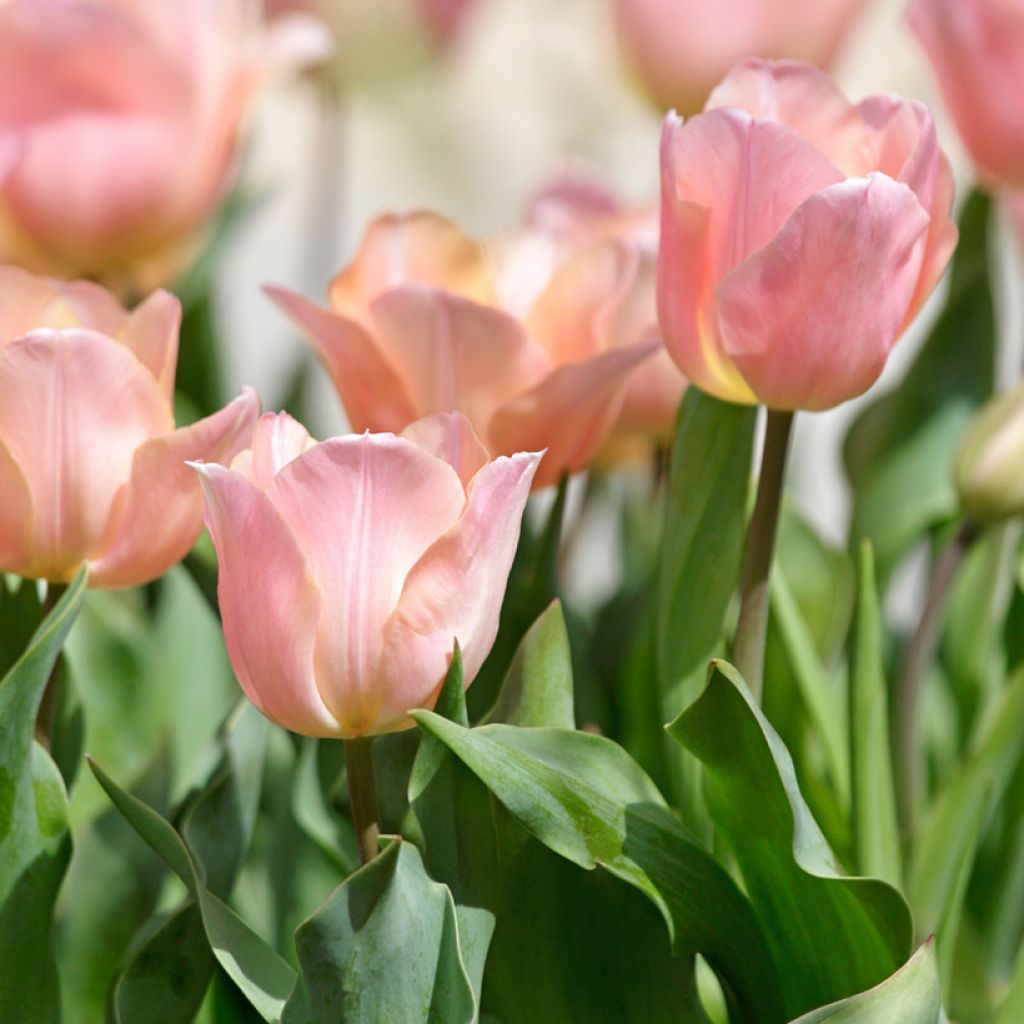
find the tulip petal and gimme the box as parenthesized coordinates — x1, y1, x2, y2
(230, 410, 317, 489)
(329, 211, 496, 319)
(193, 463, 339, 737)
(369, 284, 550, 431)
(268, 434, 466, 733)
(527, 239, 640, 363)
(89, 388, 260, 587)
(0, 328, 171, 580)
(266, 284, 419, 433)
(706, 58, 871, 175)
(487, 340, 657, 488)
(376, 450, 542, 734)
(658, 109, 843, 402)
(717, 175, 930, 411)
(0, 436, 34, 573)
(0, 265, 126, 341)
(401, 411, 490, 490)
(118, 288, 181, 401)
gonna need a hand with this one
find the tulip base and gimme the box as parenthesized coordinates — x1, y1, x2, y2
(732, 409, 794, 700)
(345, 736, 381, 865)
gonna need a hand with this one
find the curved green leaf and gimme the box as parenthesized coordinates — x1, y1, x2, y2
(669, 660, 912, 1018)
(0, 570, 86, 1024)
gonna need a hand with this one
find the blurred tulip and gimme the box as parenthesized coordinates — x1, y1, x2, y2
(955, 380, 1024, 523)
(269, 212, 657, 488)
(0, 267, 260, 586)
(911, 0, 1024, 187)
(526, 175, 685, 456)
(265, 0, 475, 89)
(613, 0, 868, 116)
(0, 0, 330, 287)
(658, 59, 957, 412)
(192, 411, 541, 737)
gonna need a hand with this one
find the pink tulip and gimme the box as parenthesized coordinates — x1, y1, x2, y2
(192, 411, 541, 737)
(658, 59, 957, 412)
(911, 0, 1024, 187)
(0, 266, 260, 586)
(613, 0, 868, 116)
(269, 212, 657, 489)
(0, 0, 330, 285)
(526, 175, 685, 452)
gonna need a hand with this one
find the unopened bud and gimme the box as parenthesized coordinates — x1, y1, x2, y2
(955, 381, 1024, 523)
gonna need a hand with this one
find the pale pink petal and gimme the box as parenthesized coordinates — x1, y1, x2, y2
(487, 340, 658, 489)
(717, 175, 929, 411)
(89, 388, 260, 588)
(706, 58, 872, 175)
(329, 212, 496, 320)
(0, 265, 124, 341)
(0, 328, 171, 580)
(527, 239, 640, 363)
(0, 437, 34, 573)
(401, 411, 490, 490)
(267, 285, 419, 432)
(118, 289, 181, 401)
(369, 284, 550, 432)
(657, 109, 843, 402)
(910, 0, 1024, 186)
(193, 463, 339, 737)
(616, 343, 687, 438)
(526, 173, 622, 242)
(267, 435, 466, 734)
(485, 229, 563, 320)
(230, 411, 317, 489)
(375, 450, 542, 734)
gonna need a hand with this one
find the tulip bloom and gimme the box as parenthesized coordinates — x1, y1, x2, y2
(0, 267, 260, 586)
(526, 176, 684, 450)
(192, 411, 541, 737)
(658, 59, 957, 412)
(613, 0, 868, 116)
(269, 213, 657, 488)
(911, 0, 1024, 187)
(0, 0, 330, 285)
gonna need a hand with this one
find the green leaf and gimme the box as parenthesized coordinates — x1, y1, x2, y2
(89, 757, 295, 1022)
(845, 189, 995, 582)
(284, 840, 476, 1024)
(409, 647, 498, 1006)
(909, 666, 1024, 994)
(848, 543, 901, 888)
(0, 570, 86, 1024)
(995, 938, 1024, 1024)
(669, 660, 913, 1018)
(787, 940, 942, 1023)
(411, 711, 785, 1022)
(657, 389, 756, 817)
(481, 600, 574, 729)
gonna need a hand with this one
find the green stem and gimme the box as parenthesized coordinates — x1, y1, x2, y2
(732, 409, 795, 701)
(895, 519, 980, 834)
(34, 582, 67, 750)
(344, 736, 381, 865)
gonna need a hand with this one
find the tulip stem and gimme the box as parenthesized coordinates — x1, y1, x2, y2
(895, 519, 980, 835)
(732, 409, 795, 701)
(35, 582, 67, 751)
(344, 736, 381, 865)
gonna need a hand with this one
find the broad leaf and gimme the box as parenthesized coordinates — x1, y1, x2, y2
(0, 570, 86, 1024)
(669, 660, 913, 1018)
(284, 840, 476, 1024)
(788, 941, 942, 1023)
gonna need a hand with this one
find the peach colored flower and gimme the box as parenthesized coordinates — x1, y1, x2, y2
(0, 0, 330, 285)
(0, 266, 260, 586)
(270, 211, 657, 488)
(658, 60, 957, 411)
(193, 411, 540, 737)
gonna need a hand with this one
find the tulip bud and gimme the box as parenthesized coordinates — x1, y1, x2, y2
(955, 381, 1024, 523)
(0, 0, 330, 287)
(0, 267, 260, 587)
(657, 59, 957, 412)
(192, 411, 542, 737)
(269, 209, 658, 488)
